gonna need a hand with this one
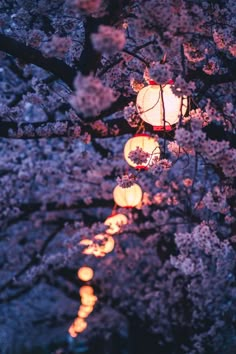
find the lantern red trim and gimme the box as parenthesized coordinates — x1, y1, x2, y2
(153, 125, 173, 131)
(135, 165, 149, 170)
(133, 133, 150, 137)
(148, 80, 157, 85)
(148, 79, 174, 86)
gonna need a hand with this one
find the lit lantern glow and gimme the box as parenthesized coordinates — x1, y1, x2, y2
(78, 305, 94, 317)
(73, 317, 87, 332)
(79, 239, 94, 255)
(124, 134, 160, 169)
(92, 244, 106, 258)
(77, 266, 94, 282)
(136, 84, 187, 130)
(113, 183, 142, 208)
(94, 234, 115, 254)
(79, 285, 94, 297)
(81, 294, 97, 306)
(68, 325, 77, 338)
(78, 307, 92, 318)
(104, 213, 128, 234)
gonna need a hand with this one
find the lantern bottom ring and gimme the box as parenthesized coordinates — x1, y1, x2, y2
(135, 166, 149, 170)
(153, 125, 173, 131)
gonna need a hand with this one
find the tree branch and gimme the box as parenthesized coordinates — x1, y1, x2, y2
(0, 34, 77, 88)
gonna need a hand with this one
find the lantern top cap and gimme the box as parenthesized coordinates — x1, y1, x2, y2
(133, 133, 152, 138)
(147, 79, 174, 86)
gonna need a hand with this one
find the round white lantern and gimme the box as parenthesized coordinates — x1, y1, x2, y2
(73, 317, 87, 333)
(124, 134, 160, 169)
(136, 84, 187, 130)
(104, 213, 128, 235)
(113, 183, 142, 208)
(94, 234, 115, 254)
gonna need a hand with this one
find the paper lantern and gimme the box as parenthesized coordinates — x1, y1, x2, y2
(81, 294, 97, 306)
(113, 183, 142, 208)
(68, 325, 77, 338)
(77, 266, 94, 282)
(136, 84, 187, 130)
(78, 305, 94, 317)
(94, 234, 115, 254)
(73, 317, 87, 333)
(78, 305, 94, 318)
(124, 134, 160, 169)
(79, 285, 94, 297)
(79, 239, 94, 255)
(104, 213, 128, 235)
(92, 244, 106, 258)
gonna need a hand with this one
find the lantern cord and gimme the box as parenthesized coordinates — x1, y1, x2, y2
(190, 96, 199, 109)
(159, 85, 167, 156)
(146, 145, 161, 168)
(138, 91, 161, 116)
(179, 96, 184, 127)
(136, 120, 145, 134)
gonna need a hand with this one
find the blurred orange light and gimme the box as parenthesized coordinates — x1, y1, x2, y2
(81, 294, 97, 306)
(77, 266, 94, 282)
(73, 317, 87, 333)
(104, 213, 128, 235)
(79, 285, 94, 297)
(113, 183, 142, 208)
(68, 324, 77, 338)
(94, 234, 115, 254)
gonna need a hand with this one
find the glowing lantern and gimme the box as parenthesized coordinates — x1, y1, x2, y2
(124, 134, 160, 169)
(113, 183, 142, 208)
(77, 266, 94, 282)
(104, 213, 128, 235)
(136, 84, 187, 130)
(92, 244, 106, 258)
(79, 239, 94, 255)
(73, 317, 87, 332)
(78, 305, 94, 317)
(81, 294, 97, 306)
(78, 307, 91, 318)
(79, 285, 94, 297)
(94, 234, 115, 254)
(68, 324, 77, 338)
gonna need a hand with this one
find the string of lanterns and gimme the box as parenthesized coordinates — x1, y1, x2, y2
(68, 77, 189, 339)
(68, 213, 129, 338)
(69, 270, 97, 338)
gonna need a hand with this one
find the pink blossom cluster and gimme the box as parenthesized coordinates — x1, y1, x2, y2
(128, 147, 150, 165)
(150, 159, 172, 175)
(27, 30, 45, 48)
(183, 41, 206, 63)
(203, 57, 220, 75)
(203, 187, 228, 214)
(72, 0, 103, 15)
(42, 35, 72, 58)
(116, 174, 136, 188)
(123, 102, 141, 127)
(130, 77, 145, 93)
(70, 74, 117, 117)
(147, 62, 172, 84)
(175, 124, 236, 177)
(171, 75, 196, 97)
(91, 25, 126, 55)
(213, 27, 234, 51)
